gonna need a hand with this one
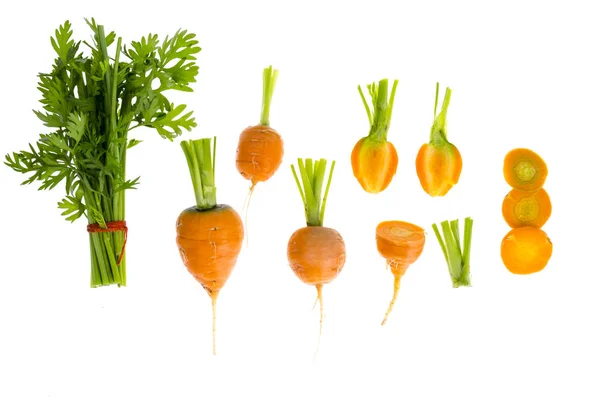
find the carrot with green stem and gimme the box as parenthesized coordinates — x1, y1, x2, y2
(351, 78, 399, 194)
(416, 83, 462, 196)
(176, 137, 244, 355)
(288, 158, 345, 336)
(432, 217, 473, 287)
(236, 66, 284, 223)
(375, 221, 426, 325)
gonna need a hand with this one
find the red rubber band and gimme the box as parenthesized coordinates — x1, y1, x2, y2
(87, 221, 128, 266)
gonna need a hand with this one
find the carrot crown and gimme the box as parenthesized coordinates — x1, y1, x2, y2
(290, 158, 336, 227)
(432, 217, 473, 288)
(358, 78, 399, 141)
(181, 137, 217, 210)
(260, 65, 279, 126)
(430, 82, 453, 145)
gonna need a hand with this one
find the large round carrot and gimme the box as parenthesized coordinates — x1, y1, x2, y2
(416, 83, 462, 196)
(351, 79, 399, 194)
(236, 65, 284, 187)
(501, 227, 552, 275)
(288, 158, 345, 336)
(502, 188, 552, 228)
(375, 221, 425, 325)
(176, 137, 244, 355)
(503, 148, 547, 191)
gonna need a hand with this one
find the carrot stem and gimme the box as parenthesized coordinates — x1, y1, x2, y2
(381, 272, 401, 326)
(181, 137, 217, 210)
(358, 78, 399, 141)
(260, 65, 278, 126)
(291, 158, 336, 227)
(432, 217, 473, 287)
(430, 83, 452, 145)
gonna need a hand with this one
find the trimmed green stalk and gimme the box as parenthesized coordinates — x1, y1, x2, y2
(432, 217, 473, 288)
(431, 82, 452, 146)
(260, 65, 279, 126)
(358, 78, 399, 142)
(291, 158, 336, 227)
(181, 137, 217, 210)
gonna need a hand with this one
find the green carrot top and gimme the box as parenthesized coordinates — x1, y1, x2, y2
(291, 158, 336, 227)
(430, 82, 453, 145)
(358, 78, 399, 141)
(432, 217, 473, 288)
(260, 65, 279, 126)
(181, 137, 217, 210)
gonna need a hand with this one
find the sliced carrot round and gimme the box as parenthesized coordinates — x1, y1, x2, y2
(502, 188, 552, 228)
(503, 148, 547, 191)
(500, 227, 552, 275)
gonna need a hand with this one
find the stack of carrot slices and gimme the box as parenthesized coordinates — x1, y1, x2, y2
(500, 148, 553, 274)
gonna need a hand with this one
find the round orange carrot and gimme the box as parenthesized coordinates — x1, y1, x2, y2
(502, 188, 552, 228)
(176, 137, 244, 355)
(288, 158, 345, 335)
(351, 79, 399, 194)
(236, 65, 283, 187)
(500, 227, 552, 275)
(416, 83, 462, 196)
(376, 221, 425, 325)
(503, 148, 547, 191)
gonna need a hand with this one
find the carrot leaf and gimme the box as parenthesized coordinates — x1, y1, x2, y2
(291, 158, 336, 227)
(432, 217, 473, 288)
(358, 78, 399, 141)
(430, 83, 452, 145)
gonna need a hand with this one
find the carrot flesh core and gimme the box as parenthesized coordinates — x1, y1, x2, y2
(502, 188, 552, 228)
(351, 138, 398, 193)
(416, 84, 462, 197)
(501, 227, 552, 274)
(375, 221, 425, 325)
(352, 78, 399, 194)
(503, 148, 547, 191)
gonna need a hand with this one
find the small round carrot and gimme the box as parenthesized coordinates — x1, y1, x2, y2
(500, 227, 552, 275)
(236, 65, 284, 188)
(502, 188, 552, 228)
(503, 148, 547, 191)
(415, 83, 462, 197)
(375, 221, 425, 325)
(288, 158, 345, 335)
(176, 137, 244, 355)
(351, 79, 399, 194)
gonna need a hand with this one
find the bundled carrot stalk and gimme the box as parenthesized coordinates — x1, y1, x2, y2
(288, 159, 345, 335)
(4, 19, 200, 287)
(376, 221, 426, 325)
(176, 137, 244, 355)
(432, 218, 473, 288)
(351, 79, 399, 193)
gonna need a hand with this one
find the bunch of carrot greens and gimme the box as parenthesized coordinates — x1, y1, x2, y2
(4, 19, 201, 287)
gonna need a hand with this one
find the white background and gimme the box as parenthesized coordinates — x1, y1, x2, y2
(1, 0, 599, 396)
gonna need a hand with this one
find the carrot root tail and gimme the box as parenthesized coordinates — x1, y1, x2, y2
(242, 183, 256, 247)
(316, 284, 324, 336)
(211, 293, 218, 355)
(381, 274, 401, 326)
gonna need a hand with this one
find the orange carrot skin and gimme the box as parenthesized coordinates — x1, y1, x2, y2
(176, 204, 244, 297)
(287, 226, 346, 285)
(415, 142, 462, 197)
(236, 124, 284, 185)
(501, 227, 552, 275)
(351, 137, 398, 194)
